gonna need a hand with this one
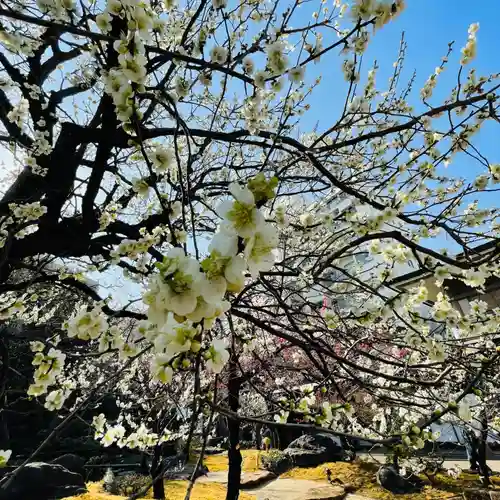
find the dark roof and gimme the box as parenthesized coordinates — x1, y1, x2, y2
(388, 268, 429, 286)
(388, 239, 499, 287)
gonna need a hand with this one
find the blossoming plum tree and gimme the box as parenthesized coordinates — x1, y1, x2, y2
(0, 0, 499, 497)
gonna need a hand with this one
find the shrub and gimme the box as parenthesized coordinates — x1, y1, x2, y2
(102, 468, 151, 496)
(260, 450, 292, 475)
(239, 440, 256, 450)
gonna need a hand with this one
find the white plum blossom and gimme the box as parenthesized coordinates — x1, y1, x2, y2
(244, 224, 278, 277)
(253, 71, 268, 89)
(288, 66, 305, 84)
(266, 41, 289, 75)
(218, 183, 265, 238)
(144, 248, 205, 321)
(155, 318, 201, 356)
(242, 57, 255, 75)
(151, 354, 174, 383)
(205, 338, 230, 373)
(210, 46, 228, 65)
(0, 450, 12, 468)
(64, 305, 109, 341)
(44, 389, 66, 411)
(151, 146, 174, 173)
(132, 178, 151, 197)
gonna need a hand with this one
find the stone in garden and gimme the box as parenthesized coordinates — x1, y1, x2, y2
(284, 433, 344, 467)
(207, 436, 225, 447)
(163, 461, 209, 480)
(288, 433, 343, 456)
(376, 465, 424, 494)
(302, 485, 346, 500)
(51, 453, 86, 477)
(240, 470, 277, 489)
(285, 447, 331, 468)
(464, 488, 500, 499)
(0, 462, 86, 500)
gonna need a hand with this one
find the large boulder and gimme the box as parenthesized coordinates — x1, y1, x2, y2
(51, 453, 86, 477)
(163, 461, 208, 480)
(240, 470, 277, 489)
(0, 462, 86, 500)
(285, 448, 331, 468)
(287, 434, 343, 457)
(301, 485, 346, 500)
(207, 436, 225, 447)
(376, 465, 424, 495)
(284, 433, 344, 467)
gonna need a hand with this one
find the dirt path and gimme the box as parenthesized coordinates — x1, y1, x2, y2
(249, 478, 345, 500)
(199, 472, 347, 500)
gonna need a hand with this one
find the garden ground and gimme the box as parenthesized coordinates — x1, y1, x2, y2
(65, 450, 500, 500)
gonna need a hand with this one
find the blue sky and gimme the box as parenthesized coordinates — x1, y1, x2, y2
(304, 0, 500, 133)
(293, 1, 500, 252)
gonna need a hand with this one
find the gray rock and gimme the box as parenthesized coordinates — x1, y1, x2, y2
(0, 462, 86, 500)
(240, 470, 277, 489)
(301, 484, 346, 500)
(284, 433, 344, 467)
(376, 465, 424, 494)
(51, 453, 86, 477)
(285, 448, 331, 468)
(287, 433, 343, 457)
(163, 462, 209, 480)
(207, 436, 225, 447)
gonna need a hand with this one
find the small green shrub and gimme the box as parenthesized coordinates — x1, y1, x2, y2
(260, 450, 292, 474)
(103, 468, 152, 496)
(239, 440, 256, 450)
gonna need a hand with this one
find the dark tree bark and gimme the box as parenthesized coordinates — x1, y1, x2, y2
(226, 355, 242, 500)
(140, 452, 148, 475)
(150, 444, 165, 500)
(255, 422, 262, 451)
(0, 337, 9, 449)
(477, 412, 490, 487)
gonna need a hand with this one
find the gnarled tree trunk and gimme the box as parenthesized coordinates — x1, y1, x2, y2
(477, 411, 490, 487)
(151, 444, 165, 500)
(226, 355, 242, 500)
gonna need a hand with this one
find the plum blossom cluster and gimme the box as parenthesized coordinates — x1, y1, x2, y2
(98, 0, 162, 126)
(351, 0, 405, 28)
(36, 0, 76, 20)
(143, 174, 278, 327)
(64, 304, 109, 341)
(272, 384, 354, 430)
(92, 413, 172, 449)
(4, 0, 499, 479)
(27, 341, 71, 412)
(143, 174, 278, 380)
(461, 23, 479, 65)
